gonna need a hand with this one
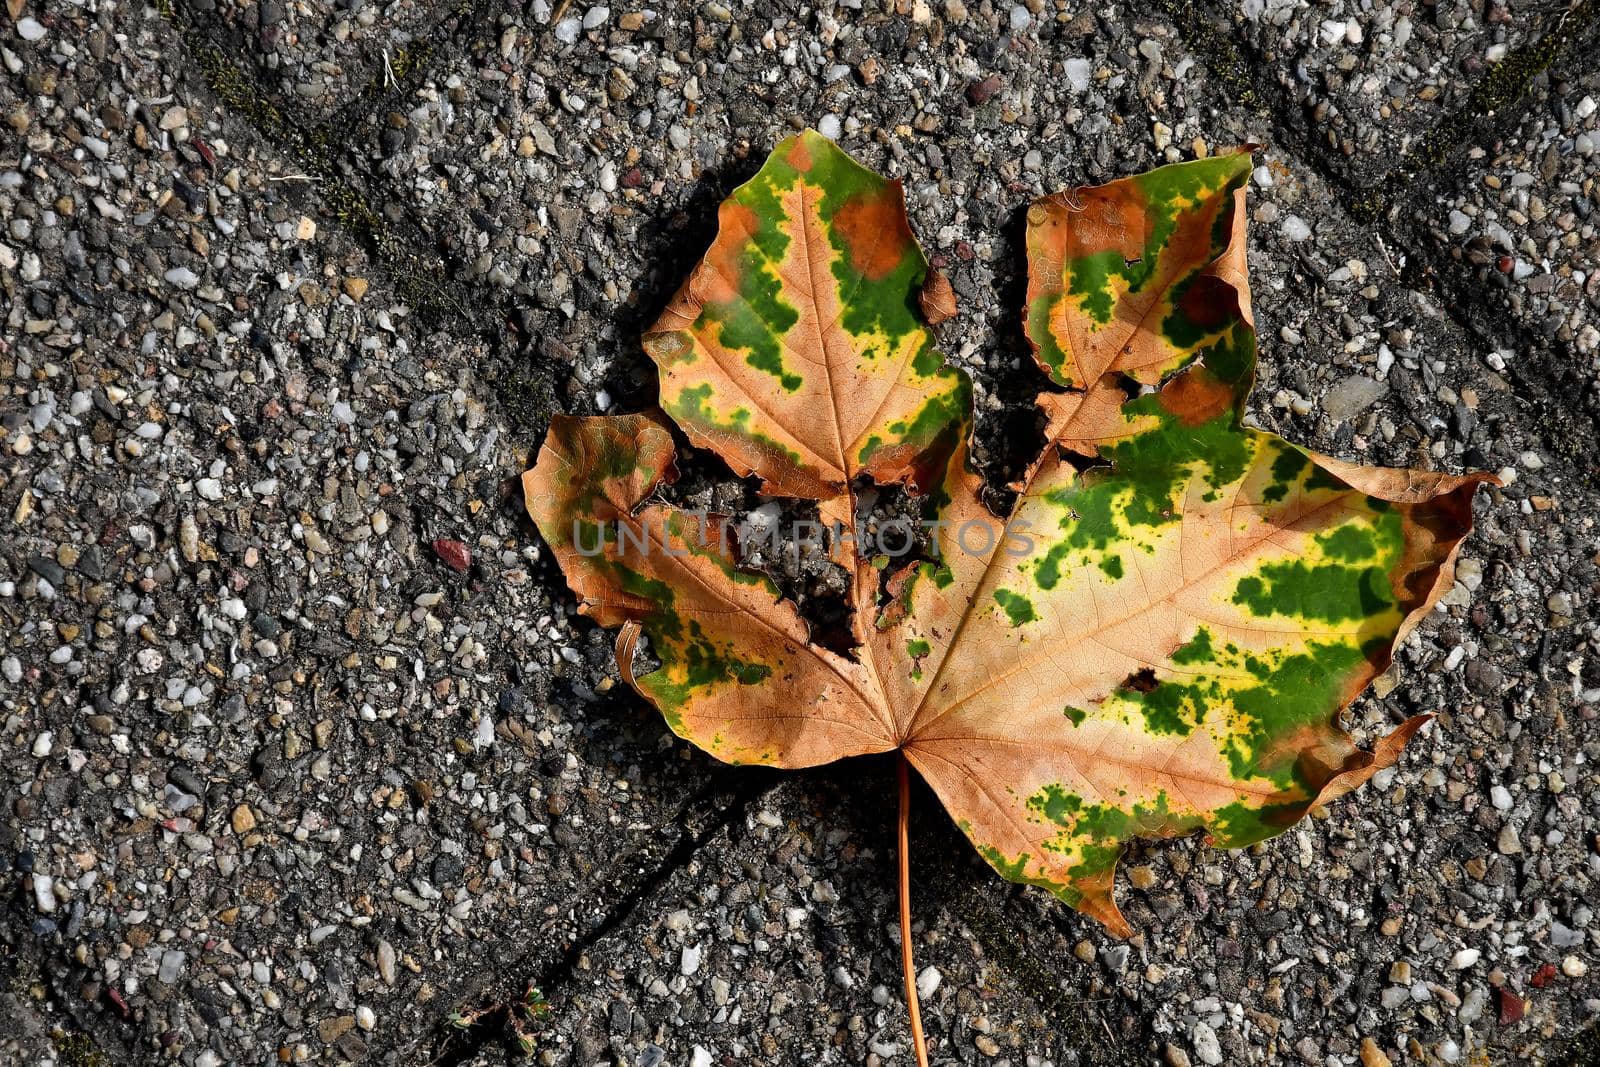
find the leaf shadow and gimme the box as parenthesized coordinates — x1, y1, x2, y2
(598, 156, 767, 417)
(787, 755, 1135, 1064)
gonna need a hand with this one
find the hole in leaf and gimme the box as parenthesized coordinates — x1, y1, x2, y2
(734, 496, 856, 656)
(1120, 668, 1159, 693)
(857, 480, 941, 614)
(647, 438, 858, 654)
(1060, 448, 1110, 476)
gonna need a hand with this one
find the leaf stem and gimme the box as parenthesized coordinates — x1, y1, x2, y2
(898, 752, 931, 1067)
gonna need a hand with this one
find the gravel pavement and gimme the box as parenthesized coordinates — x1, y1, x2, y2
(3, 2, 1597, 1065)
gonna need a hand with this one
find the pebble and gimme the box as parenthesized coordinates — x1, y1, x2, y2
(1451, 948, 1481, 970)
(1322, 374, 1387, 420)
(1281, 215, 1312, 241)
(1190, 1021, 1223, 1065)
(377, 941, 397, 986)
(164, 266, 200, 289)
(1065, 58, 1092, 93)
(32, 874, 55, 913)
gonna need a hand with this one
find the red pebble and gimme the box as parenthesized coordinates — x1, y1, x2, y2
(1530, 963, 1558, 989)
(1496, 986, 1525, 1025)
(966, 73, 1003, 105)
(433, 538, 471, 573)
(192, 136, 216, 170)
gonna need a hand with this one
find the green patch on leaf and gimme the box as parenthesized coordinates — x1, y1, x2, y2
(993, 588, 1039, 626)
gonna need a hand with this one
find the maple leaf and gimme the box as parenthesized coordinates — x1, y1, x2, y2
(523, 132, 1494, 1060)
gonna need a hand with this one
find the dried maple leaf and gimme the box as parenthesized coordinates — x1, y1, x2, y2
(523, 132, 1494, 1061)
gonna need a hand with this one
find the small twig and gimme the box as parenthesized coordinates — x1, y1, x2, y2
(268, 173, 320, 184)
(898, 753, 931, 1067)
(382, 48, 396, 90)
(1373, 233, 1400, 276)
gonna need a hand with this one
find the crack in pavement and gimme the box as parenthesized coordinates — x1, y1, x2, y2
(1164, 0, 1600, 475)
(162, 0, 492, 330)
(419, 770, 781, 1065)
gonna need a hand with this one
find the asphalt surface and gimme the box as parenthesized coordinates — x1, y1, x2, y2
(2, 1, 1598, 1064)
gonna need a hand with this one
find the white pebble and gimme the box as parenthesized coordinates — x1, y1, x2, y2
(1490, 785, 1513, 812)
(165, 266, 200, 290)
(1191, 1021, 1224, 1065)
(1064, 57, 1091, 93)
(17, 17, 46, 41)
(33, 873, 56, 912)
(1451, 948, 1481, 970)
(916, 965, 941, 999)
(1281, 215, 1312, 242)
